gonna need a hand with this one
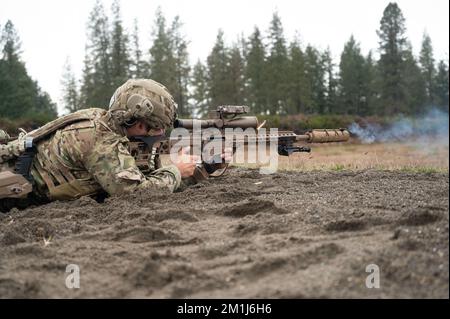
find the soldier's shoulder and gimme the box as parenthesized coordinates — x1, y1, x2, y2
(61, 108, 108, 132)
(62, 120, 95, 131)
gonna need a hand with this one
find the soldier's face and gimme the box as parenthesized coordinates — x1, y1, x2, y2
(125, 120, 150, 137)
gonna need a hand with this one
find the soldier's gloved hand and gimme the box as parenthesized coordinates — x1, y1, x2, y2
(0, 131, 29, 164)
(171, 146, 201, 178)
(16, 132, 28, 151)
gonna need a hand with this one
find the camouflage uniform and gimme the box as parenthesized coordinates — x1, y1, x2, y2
(29, 108, 181, 201)
(1, 79, 182, 211)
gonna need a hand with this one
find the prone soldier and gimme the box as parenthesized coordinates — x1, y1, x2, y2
(0, 79, 205, 212)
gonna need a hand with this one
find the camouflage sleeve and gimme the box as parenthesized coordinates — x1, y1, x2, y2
(82, 131, 181, 195)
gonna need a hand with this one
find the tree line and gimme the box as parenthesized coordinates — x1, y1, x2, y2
(1, 1, 449, 125)
(63, 1, 449, 117)
(0, 21, 57, 122)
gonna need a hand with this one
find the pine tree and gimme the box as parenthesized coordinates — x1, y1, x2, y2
(130, 19, 148, 78)
(287, 37, 309, 114)
(228, 44, 245, 105)
(110, 0, 131, 89)
(338, 36, 367, 115)
(434, 60, 449, 111)
(149, 7, 174, 90)
(0, 20, 56, 120)
(419, 32, 436, 106)
(322, 48, 338, 114)
(206, 29, 232, 107)
(79, 51, 95, 108)
(362, 51, 378, 115)
(244, 27, 267, 114)
(304, 45, 325, 114)
(60, 58, 80, 113)
(265, 12, 289, 114)
(1, 20, 22, 62)
(403, 46, 426, 114)
(376, 2, 408, 114)
(80, 0, 112, 108)
(169, 16, 191, 116)
(33, 86, 57, 121)
(190, 60, 210, 117)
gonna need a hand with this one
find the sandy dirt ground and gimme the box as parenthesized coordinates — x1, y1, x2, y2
(0, 168, 448, 298)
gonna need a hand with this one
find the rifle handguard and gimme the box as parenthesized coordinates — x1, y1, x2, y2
(297, 129, 350, 143)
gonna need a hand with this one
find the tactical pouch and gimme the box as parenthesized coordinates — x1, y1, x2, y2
(47, 178, 101, 201)
(0, 171, 33, 199)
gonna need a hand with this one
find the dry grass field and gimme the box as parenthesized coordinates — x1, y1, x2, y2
(230, 139, 449, 173)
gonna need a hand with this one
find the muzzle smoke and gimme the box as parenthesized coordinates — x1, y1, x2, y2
(349, 108, 449, 148)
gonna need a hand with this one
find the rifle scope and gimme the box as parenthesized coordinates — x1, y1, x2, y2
(174, 117, 259, 130)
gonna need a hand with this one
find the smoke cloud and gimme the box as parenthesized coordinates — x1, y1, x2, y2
(349, 108, 449, 148)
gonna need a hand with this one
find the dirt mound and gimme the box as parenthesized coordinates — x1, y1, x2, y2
(397, 210, 443, 226)
(325, 220, 367, 232)
(0, 168, 448, 298)
(221, 199, 289, 218)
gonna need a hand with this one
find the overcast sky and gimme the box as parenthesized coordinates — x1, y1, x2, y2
(0, 0, 448, 114)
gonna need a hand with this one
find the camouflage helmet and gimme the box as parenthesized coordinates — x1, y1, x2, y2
(108, 79, 177, 130)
